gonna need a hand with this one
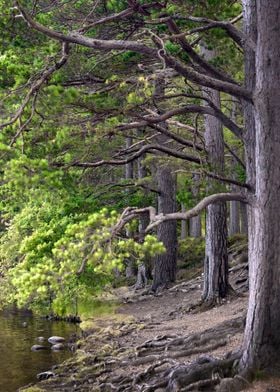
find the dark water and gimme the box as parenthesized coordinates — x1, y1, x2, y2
(0, 308, 80, 392)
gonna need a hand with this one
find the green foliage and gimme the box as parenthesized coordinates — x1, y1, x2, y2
(1, 202, 165, 313)
(0, 0, 246, 317)
(178, 237, 205, 269)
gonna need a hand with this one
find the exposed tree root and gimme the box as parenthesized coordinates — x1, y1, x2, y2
(39, 315, 244, 391)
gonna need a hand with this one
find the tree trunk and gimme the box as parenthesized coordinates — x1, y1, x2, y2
(152, 164, 177, 291)
(151, 78, 178, 292)
(241, 0, 280, 373)
(134, 149, 152, 289)
(180, 203, 188, 239)
(189, 175, 202, 238)
(189, 216, 201, 238)
(201, 46, 229, 303)
(203, 202, 228, 301)
(125, 136, 133, 179)
(240, 202, 248, 236)
(229, 105, 240, 237)
(229, 198, 240, 237)
(125, 135, 136, 280)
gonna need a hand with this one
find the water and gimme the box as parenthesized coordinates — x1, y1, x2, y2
(0, 308, 80, 392)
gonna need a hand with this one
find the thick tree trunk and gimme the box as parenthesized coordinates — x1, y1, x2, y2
(201, 46, 229, 303)
(241, 0, 280, 373)
(152, 164, 177, 291)
(203, 202, 228, 301)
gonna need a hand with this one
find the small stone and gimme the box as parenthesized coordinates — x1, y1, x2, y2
(37, 371, 54, 380)
(48, 336, 65, 344)
(22, 322, 28, 327)
(37, 336, 45, 342)
(31, 345, 48, 351)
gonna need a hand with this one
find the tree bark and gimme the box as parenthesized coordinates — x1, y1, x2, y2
(229, 198, 240, 236)
(189, 174, 202, 238)
(201, 46, 229, 303)
(151, 78, 178, 292)
(135, 148, 152, 289)
(241, 0, 280, 373)
(125, 136, 133, 180)
(125, 136, 136, 280)
(229, 102, 240, 236)
(189, 216, 201, 238)
(180, 203, 188, 239)
(240, 202, 248, 235)
(152, 164, 177, 291)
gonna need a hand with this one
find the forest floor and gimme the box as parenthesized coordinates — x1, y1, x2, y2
(21, 264, 280, 392)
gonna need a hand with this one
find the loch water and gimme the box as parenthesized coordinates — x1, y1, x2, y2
(0, 308, 80, 392)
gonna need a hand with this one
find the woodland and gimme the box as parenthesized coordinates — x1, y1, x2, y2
(0, 0, 279, 391)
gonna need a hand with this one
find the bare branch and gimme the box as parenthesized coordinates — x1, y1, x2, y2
(55, 143, 201, 168)
(145, 192, 247, 231)
(118, 104, 243, 139)
(111, 192, 247, 235)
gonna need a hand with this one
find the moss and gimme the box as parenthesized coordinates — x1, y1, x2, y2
(20, 387, 46, 392)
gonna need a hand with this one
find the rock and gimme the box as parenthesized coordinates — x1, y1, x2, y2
(31, 344, 48, 351)
(37, 336, 45, 342)
(37, 371, 54, 380)
(22, 322, 28, 327)
(51, 343, 64, 351)
(217, 377, 247, 392)
(48, 336, 65, 344)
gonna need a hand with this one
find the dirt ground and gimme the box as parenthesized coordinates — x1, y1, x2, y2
(22, 271, 280, 391)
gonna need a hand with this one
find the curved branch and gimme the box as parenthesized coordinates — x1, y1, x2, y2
(15, 1, 252, 101)
(166, 19, 238, 83)
(55, 144, 201, 168)
(118, 104, 243, 139)
(111, 192, 247, 235)
(145, 192, 247, 231)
